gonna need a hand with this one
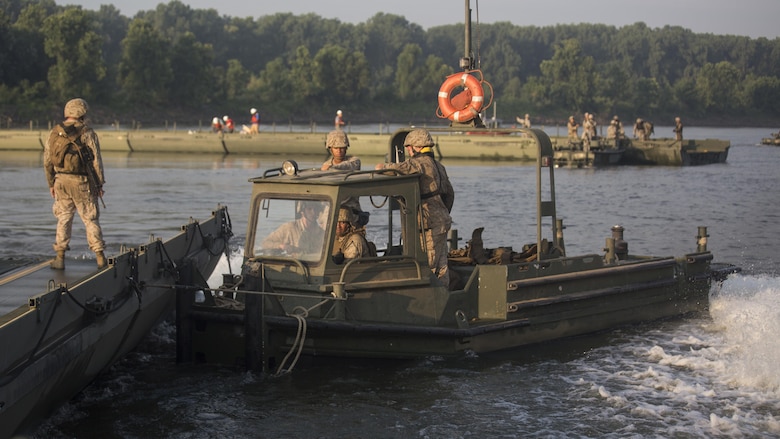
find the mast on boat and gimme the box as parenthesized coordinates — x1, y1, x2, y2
(436, 0, 490, 128)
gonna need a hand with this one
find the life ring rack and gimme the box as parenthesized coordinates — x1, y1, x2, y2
(436, 70, 494, 123)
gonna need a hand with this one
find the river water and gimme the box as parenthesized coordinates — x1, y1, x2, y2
(2, 126, 779, 438)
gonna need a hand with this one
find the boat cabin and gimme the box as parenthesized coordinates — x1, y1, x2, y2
(245, 163, 435, 291)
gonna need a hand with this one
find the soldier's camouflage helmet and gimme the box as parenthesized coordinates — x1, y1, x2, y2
(337, 207, 355, 223)
(64, 98, 89, 118)
(326, 130, 349, 149)
(404, 128, 434, 148)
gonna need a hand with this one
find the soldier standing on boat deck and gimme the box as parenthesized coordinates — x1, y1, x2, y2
(375, 128, 454, 288)
(673, 117, 683, 141)
(43, 98, 106, 270)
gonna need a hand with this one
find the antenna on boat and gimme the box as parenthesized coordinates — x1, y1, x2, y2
(436, 0, 493, 129)
(461, 0, 474, 71)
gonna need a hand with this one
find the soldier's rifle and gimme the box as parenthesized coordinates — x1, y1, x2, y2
(60, 123, 106, 208)
(75, 143, 106, 209)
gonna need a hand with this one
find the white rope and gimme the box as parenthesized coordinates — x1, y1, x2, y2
(272, 298, 332, 377)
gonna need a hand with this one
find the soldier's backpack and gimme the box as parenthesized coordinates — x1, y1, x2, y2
(50, 123, 86, 170)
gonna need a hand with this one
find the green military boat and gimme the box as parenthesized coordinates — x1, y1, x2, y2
(176, 128, 738, 374)
(0, 207, 233, 438)
(553, 136, 730, 167)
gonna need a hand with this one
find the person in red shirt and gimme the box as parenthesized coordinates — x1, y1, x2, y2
(222, 115, 235, 133)
(334, 109, 345, 130)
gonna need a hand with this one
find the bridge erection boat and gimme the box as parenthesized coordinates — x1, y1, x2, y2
(0, 207, 232, 438)
(177, 128, 739, 375)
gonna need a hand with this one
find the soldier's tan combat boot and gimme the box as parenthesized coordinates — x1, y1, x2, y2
(51, 251, 65, 270)
(96, 251, 107, 269)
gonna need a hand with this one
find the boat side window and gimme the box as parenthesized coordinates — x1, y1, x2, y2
(254, 197, 330, 262)
(349, 194, 405, 257)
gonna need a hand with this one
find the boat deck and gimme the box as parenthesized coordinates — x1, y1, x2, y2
(0, 259, 98, 324)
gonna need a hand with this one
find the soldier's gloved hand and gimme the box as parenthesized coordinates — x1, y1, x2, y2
(332, 251, 345, 265)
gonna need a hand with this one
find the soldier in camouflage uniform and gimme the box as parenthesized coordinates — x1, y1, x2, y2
(331, 207, 371, 264)
(567, 116, 580, 144)
(321, 129, 363, 226)
(262, 201, 325, 258)
(673, 117, 683, 141)
(43, 98, 106, 270)
(376, 128, 454, 287)
(321, 130, 361, 171)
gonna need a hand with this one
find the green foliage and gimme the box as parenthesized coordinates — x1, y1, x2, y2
(117, 19, 172, 105)
(1, 2, 779, 126)
(42, 7, 106, 101)
(539, 39, 596, 112)
(313, 44, 370, 104)
(225, 59, 250, 101)
(170, 32, 215, 106)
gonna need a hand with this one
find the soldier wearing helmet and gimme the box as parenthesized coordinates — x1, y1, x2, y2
(262, 200, 326, 258)
(633, 118, 646, 140)
(331, 207, 371, 264)
(321, 130, 361, 171)
(43, 98, 107, 270)
(673, 117, 683, 141)
(567, 116, 580, 144)
(607, 115, 625, 140)
(375, 128, 454, 287)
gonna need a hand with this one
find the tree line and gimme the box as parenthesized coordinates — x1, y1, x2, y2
(2, 0, 779, 127)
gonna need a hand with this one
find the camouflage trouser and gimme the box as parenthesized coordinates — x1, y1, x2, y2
(52, 174, 105, 253)
(424, 229, 450, 288)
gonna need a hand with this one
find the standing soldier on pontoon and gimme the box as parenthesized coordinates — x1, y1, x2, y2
(607, 115, 625, 140)
(633, 118, 646, 140)
(567, 116, 580, 145)
(516, 113, 531, 128)
(581, 112, 594, 151)
(673, 117, 684, 141)
(43, 98, 107, 270)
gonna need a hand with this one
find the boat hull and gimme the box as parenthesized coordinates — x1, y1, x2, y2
(620, 138, 730, 166)
(186, 252, 725, 366)
(0, 207, 232, 438)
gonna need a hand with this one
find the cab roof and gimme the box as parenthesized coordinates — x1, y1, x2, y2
(248, 168, 421, 187)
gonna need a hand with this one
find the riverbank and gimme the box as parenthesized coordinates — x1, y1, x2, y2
(4, 102, 779, 132)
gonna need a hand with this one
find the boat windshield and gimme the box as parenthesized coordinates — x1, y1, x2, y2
(253, 198, 330, 262)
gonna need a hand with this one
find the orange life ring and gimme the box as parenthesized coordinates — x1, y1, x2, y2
(437, 73, 485, 123)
